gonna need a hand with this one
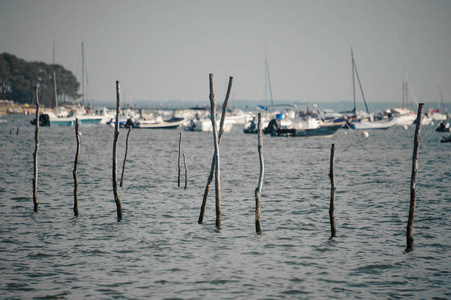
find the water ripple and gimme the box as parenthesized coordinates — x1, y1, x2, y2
(0, 122, 450, 299)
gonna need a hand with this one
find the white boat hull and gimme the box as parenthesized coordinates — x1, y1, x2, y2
(184, 119, 234, 132)
(395, 114, 417, 126)
(135, 117, 185, 129)
(347, 117, 397, 130)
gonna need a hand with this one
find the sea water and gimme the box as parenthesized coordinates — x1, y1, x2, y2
(0, 115, 450, 299)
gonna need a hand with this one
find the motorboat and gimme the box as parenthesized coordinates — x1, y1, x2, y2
(183, 115, 234, 132)
(262, 106, 346, 137)
(436, 121, 451, 132)
(134, 115, 185, 129)
(32, 110, 103, 127)
(346, 116, 397, 130)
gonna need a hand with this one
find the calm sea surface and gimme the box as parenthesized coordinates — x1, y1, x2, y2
(0, 115, 450, 299)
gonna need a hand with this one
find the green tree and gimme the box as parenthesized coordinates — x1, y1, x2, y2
(0, 53, 80, 106)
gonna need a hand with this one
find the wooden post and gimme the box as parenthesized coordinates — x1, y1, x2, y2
(329, 143, 337, 239)
(218, 77, 233, 138)
(208, 74, 222, 228)
(73, 118, 80, 216)
(178, 132, 182, 187)
(32, 86, 40, 212)
(120, 126, 132, 187)
(198, 76, 233, 224)
(406, 103, 424, 251)
(199, 157, 215, 224)
(113, 81, 123, 220)
(183, 153, 188, 190)
(255, 113, 264, 234)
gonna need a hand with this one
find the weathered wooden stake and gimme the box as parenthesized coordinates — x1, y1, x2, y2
(329, 143, 337, 239)
(183, 153, 188, 190)
(120, 126, 132, 187)
(198, 76, 233, 224)
(113, 81, 123, 220)
(208, 74, 222, 228)
(32, 86, 40, 212)
(178, 132, 182, 187)
(73, 118, 80, 216)
(255, 113, 264, 234)
(406, 103, 424, 251)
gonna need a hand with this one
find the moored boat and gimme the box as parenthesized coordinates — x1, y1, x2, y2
(32, 111, 103, 127)
(346, 116, 397, 130)
(135, 115, 185, 129)
(428, 109, 447, 121)
(243, 115, 269, 134)
(440, 135, 451, 143)
(436, 121, 451, 132)
(392, 78, 417, 126)
(277, 119, 345, 137)
(392, 108, 417, 126)
(345, 49, 396, 130)
(263, 106, 346, 137)
(183, 116, 234, 132)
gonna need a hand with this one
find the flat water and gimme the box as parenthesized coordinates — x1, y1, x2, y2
(0, 115, 450, 299)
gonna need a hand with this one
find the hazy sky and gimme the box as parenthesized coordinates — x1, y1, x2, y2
(1, 0, 450, 106)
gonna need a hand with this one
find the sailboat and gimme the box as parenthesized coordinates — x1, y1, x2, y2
(244, 53, 345, 137)
(35, 42, 103, 126)
(243, 51, 274, 133)
(428, 81, 448, 121)
(346, 48, 397, 130)
(391, 77, 417, 126)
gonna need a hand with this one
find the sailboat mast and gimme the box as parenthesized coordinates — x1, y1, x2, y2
(352, 50, 370, 115)
(53, 72, 58, 113)
(265, 49, 267, 104)
(82, 42, 85, 107)
(351, 48, 356, 117)
(406, 80, 409, 110)
(402, 80, 405, 109)
(265, 52, 274, 106)
(267, 62, 274, 106)
(438, 81, 447, 113)
(52, 41, 56, 111)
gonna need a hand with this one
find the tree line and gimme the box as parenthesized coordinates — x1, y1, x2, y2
(0, 53, 80, 107)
